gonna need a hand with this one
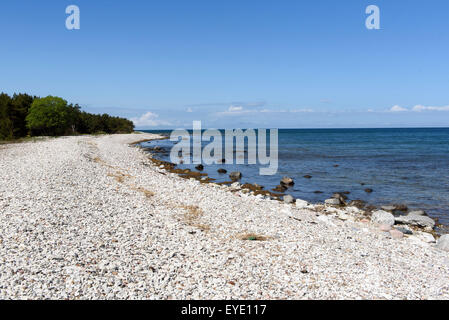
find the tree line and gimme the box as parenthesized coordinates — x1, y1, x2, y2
(0, 93, 134, 140)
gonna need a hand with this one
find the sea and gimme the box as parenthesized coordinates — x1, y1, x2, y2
(140, 128, 449, 225)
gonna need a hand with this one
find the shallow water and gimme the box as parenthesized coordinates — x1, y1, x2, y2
(141, 128, 449, 225)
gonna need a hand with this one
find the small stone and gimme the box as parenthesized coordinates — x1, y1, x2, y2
(416, 232, 436, 243)
(390, 229, 404, 239)
(395, 227, 413, 235)
(409, 210, 426, 216)
(364, 188, 373, 193)
(229, 172, 242, 180)
(437, 234, 449, 252)
(379, 224, 392, 232)
(217, 169, 227, 174)
(283, 195, 295, 204)
(303, 175, 312, 179)
(381, 206, 396, 212)
(280, 176, 294, 186)
(195, 164, 204, 171)
(371, 210, 395, 226)
(332, 193, 348, 200)
(295, 199, 309, 209)
(325, 198, 340, 205)
(349, 200, 366, 209)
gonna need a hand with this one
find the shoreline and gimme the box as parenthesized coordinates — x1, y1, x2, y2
(138, 136, 449, 235)
(0, 133, 448, 299)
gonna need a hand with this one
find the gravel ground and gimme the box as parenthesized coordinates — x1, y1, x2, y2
(0, 133, 448, 299)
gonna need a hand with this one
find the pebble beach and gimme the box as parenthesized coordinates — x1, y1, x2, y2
(1, 133, 449, 299)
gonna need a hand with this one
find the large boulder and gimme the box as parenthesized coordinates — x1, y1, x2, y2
(437, 235, 449, 252)
(371, 210, 395, 226)
(229, 172, 242, 180)
(395, 214, 435, 229)
(280, 176, 294, 186)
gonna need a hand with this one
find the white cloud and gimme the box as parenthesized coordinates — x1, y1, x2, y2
(290, 108, 315, 113)
(228, 105, 243, 112)
(390, 105, 408, 112)
(131, 112, 172, 127)
(412, 104, 449, 112)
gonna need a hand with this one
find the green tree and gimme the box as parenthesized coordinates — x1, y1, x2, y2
(0, 93, 13, 140)
(10, 93, 34, 137)
(26, 96, 71, 136)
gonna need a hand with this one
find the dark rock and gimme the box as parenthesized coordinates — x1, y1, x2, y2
(394, 227, 413, 235)
(217, 169, 227, 174)
(393, 204, 408, 212)
(195, 164, 204, 171)
(314, 190, 323, 194)
(333, 164, 339, 167)
(364, 188, 373, 193)
(332, 193, 348, 200)
(349, 200, 366, 209)
(272, 185, 287, 192)
(229, 172, 242, 180)
(280, 176, 294, 186)
(303, 175, 312, 179)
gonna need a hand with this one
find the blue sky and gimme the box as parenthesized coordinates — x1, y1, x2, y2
(1, 0, 449, 129)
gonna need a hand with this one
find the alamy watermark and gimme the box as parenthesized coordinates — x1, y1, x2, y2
(366, 5, 380, 30)
(66, 5, 80, 30)
(169, 121, 278, 175)
(65, 5, 379, 31)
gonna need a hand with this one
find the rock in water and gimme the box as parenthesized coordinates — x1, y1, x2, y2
(364, 188, 373, 193)
(217, 169, 227, 174)
(195, 164, 204, 171)
(437, 235, 449, 252)
(303, 175, 312, 179)
(280, 176, 294, 186)
(283, 195, 295, 204)
(371, 210, 395, 226)
(229, 172, 242, 180)
(332, 193, 348, 200)
(325, 198, 341, 205)
(395, 214, 435, 229)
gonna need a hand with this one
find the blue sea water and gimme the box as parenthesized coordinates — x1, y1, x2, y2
(141, 128, 449, 225)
